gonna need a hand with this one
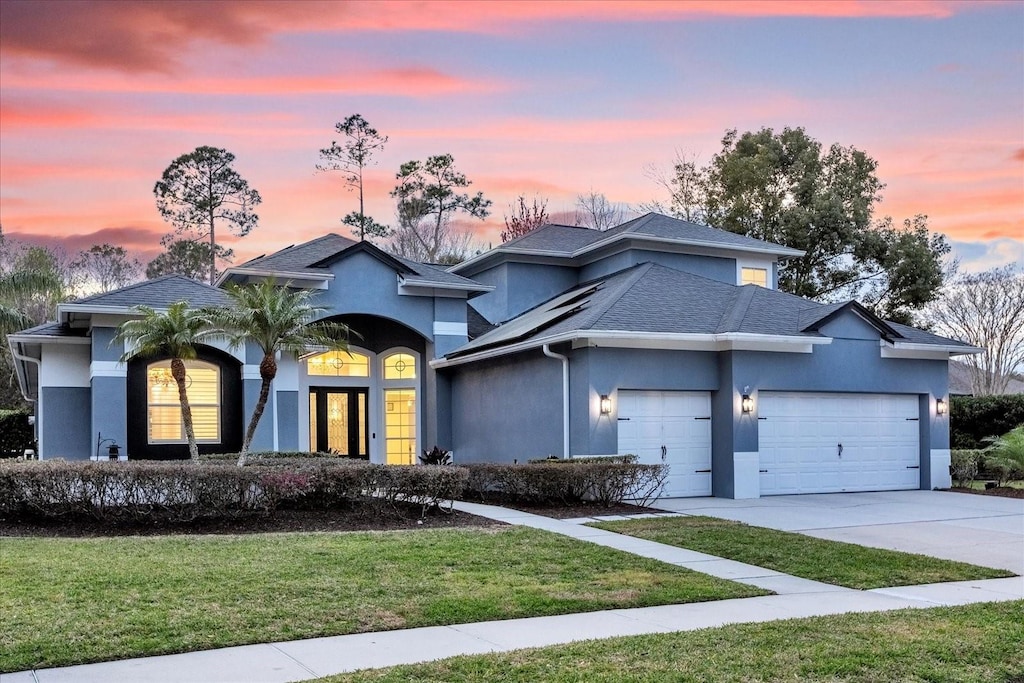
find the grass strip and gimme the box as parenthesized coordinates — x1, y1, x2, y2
(322, 600, 1024, 683)
(590, 515, 1014, 589)
(0, 526, 765, 672)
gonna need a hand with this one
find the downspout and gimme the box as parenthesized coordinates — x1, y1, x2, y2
(10, 342, 41, 453)
(542, 343, 570, 459)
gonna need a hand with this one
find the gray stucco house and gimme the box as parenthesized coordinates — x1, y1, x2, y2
(8, 213, 978, 498)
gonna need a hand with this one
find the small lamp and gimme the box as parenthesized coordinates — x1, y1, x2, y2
(936, 398, 947, 416)
(599, 394, 611, 415)
(741, 387, 754, 414)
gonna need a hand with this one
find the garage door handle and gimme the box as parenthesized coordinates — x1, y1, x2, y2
(695, 469, 711, 473)
(661, 445, 667, 461)
(837, 443, 843, 458)
(906, 465, 920, 470)
(759, 469, 768, 473)
(617, 417, 631, 421)
(694, 416, 711, 420)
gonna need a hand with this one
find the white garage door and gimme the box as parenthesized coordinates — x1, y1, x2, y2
(759, 392, 920, 495)
(617, 391, 712, 498)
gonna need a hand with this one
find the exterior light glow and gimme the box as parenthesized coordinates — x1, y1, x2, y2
(936, 398, 947, 415)
(599, 394, 611, 415)
(741, 387, 754, 414)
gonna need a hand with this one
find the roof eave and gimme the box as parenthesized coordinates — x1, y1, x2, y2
(216, 268, 334, 287)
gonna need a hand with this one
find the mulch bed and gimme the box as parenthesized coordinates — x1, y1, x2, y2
(949, 486, 1024, 500)
(486, 500, 659, 519)
(0, 504, 505, 538)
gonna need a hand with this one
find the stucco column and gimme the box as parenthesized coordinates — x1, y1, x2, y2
(89, 327, 127, 459)
(243, 341, 274, 453)
(711, 352, 760, 499)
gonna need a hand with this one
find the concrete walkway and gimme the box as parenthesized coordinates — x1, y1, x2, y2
(6, 500, 1022, 683)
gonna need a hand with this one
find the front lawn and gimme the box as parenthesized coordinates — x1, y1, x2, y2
(0, 527, 765, 672)
(322, 601, 1024, 682)
(591, 516, 1013, 589)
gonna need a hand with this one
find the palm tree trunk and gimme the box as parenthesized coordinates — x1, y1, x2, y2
(238, 353, 277, 466)
(171, 358, 199, 460)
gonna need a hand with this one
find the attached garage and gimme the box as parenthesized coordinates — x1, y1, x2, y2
(617, 390, 712, 497)
(758, 392, 921, 495)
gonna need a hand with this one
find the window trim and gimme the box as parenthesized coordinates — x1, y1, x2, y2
(146, 359, 221, 445)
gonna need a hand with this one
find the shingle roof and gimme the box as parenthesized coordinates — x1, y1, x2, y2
(71, 275, 230, 309)
(499, 224, 608, 254)
(606, 213, 803, 255)
(8, 321, 88, 338)
(447, 263, 967, 357)
(232, 234, 487, 290)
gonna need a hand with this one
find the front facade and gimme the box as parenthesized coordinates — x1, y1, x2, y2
(9, 214, 978, 498)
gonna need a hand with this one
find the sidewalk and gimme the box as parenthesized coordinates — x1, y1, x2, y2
(6, 502, 1022, 683)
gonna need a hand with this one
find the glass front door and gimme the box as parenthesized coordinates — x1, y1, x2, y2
(309, 388, 368, 458)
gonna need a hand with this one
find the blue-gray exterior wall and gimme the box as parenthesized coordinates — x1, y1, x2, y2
(448, 349, 563, 463)
(580, 250, 736, 284)
(433, 297, 469, 358)
(469, 263, 578, 323)
(42, 387, 91, 460)
(277, 391, 299, 451)
(91, 327, 127, 457)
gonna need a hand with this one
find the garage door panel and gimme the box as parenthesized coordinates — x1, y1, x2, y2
(618, 390, 711, 498)
(759, 393, 920, 495)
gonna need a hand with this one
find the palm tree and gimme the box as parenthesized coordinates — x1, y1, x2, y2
(208, 279, 351, 465)
(115, 302, 215, 460)
(0, 270, 61, 334)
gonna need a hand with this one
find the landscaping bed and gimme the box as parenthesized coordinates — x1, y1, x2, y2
(319, 601, 1024, 682)
(591, 516, 1014, 589)
(0, 526, 766, 672)
(950, 485, 1024, 499)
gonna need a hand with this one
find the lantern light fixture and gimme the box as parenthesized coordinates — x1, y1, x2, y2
(599, 394, 611, 415)
(741, 386, 754, 414)
(936, 398, 947, 416)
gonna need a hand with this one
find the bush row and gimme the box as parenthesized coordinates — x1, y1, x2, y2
(950, 449, 1024, 488)
(951, 395, 1024, 449)
(0, 459, 467, 523)
(461, 461, 667, 507)
(0, 410, 33, 458)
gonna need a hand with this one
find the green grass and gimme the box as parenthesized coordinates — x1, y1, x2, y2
(0, 527, 765, 672)
(320, 601, 1024, 682)
(591, 516, 1014, 589)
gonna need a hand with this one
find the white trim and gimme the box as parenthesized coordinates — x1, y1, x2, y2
(216, 268, 334, 287)
(930, 449, 952, 490)
(736, 257, 773, 289)
(733, 451, 760, 499)
(6, 334, 90, 346)
(242, 365, 263, 381)
(90, 360, 126, 378)
(398, 276, 493, 294)
(881, 340, 982, 358)
(431, 331, 832, 369)
(433, 321, 469, 337)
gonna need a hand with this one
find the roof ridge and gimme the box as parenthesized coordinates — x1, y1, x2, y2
(716, 285, 758, 333)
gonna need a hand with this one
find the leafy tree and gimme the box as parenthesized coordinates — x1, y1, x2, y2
(153, 146, 261, 285)
(318, 114, 390, 241)
(502, 195, 549, 242)
(698, 127, 948, 322)
(575, 191, 629, 230)
(72, 244, 141, 293)
(641, 150, 706, 222)
(146, 237, 234, 281)
(115, 302, 216, 460)
(389, 154, 491, 262)
(927, 266, 1024, 396)
(206, 279, 351, 464)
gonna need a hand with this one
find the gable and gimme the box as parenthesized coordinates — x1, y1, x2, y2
(816, 310, 886, 341)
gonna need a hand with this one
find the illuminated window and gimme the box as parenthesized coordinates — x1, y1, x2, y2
(741, 267, 768, 287)
(384, 389, 416, 465)
(307, 350, 370, 377)
(147, 360, 220, 443)
(383, 353, 416, 380)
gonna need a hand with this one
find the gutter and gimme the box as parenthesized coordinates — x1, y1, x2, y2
(8, 340, 40, 406)
(542, 343, 570, 459)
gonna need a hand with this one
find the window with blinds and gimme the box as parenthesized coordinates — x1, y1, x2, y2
(147, 360, 220, 443)
(741, 267, 768, 288)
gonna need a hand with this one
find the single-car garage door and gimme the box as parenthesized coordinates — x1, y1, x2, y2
(617, 390, 712, 497)
(759, 392, 920, 495)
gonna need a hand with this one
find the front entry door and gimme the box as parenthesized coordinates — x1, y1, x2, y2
(309, 388, 369, 458)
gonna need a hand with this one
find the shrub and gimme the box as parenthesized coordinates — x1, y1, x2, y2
(419, 446, 452, 465)
(526, 455, 638, 465)
(981, 426, 1024, 486)
(0, 459, 468, 523)
(951, 395, 1024, 449)
(950, 450, 981, 488)
(462, 461, 667, 507)
(0, 410, 34, 458)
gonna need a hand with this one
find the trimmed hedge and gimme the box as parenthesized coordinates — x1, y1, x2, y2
(0, 459, 467, 523)
(951, 395, 1024, 449)
(462, 461, 667, 507)
(0, 409, 33, 458)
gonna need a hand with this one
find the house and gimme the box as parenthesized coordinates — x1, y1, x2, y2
(8, 213, 980, 498)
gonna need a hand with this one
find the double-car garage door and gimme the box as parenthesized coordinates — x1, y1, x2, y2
(617, 390, 921, 498)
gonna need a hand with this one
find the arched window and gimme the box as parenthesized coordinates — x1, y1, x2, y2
(383, 352, 416, 380)
(307, 350, 370, 377)
(147, 360, 220, 443)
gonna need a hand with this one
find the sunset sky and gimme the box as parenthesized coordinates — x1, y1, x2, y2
(1, 0, 1021, 273)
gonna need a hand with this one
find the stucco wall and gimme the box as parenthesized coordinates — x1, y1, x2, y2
(580, 250, 736, 284)
(448, 349, 563, 462)
(40, 387, 91, 460)
(468, 262, 578, 323)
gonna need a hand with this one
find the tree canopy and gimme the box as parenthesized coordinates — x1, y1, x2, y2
(389, 154, 491, 263)
(501, 195, 549, 242)
(318, 114, 390, 242)
(153, 146, 261, 285)
(72, 243, 141, 293)
(652, 127, 950, 324)
(145, 238, 234, 281)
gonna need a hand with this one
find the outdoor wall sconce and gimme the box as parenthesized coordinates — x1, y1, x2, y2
(936, 398, 947, 416)
(600, 394, 612, 415)
(741, 386, 754, 414)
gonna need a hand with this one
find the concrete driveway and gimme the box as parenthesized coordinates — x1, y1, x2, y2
(653, 490, 1024, 574)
